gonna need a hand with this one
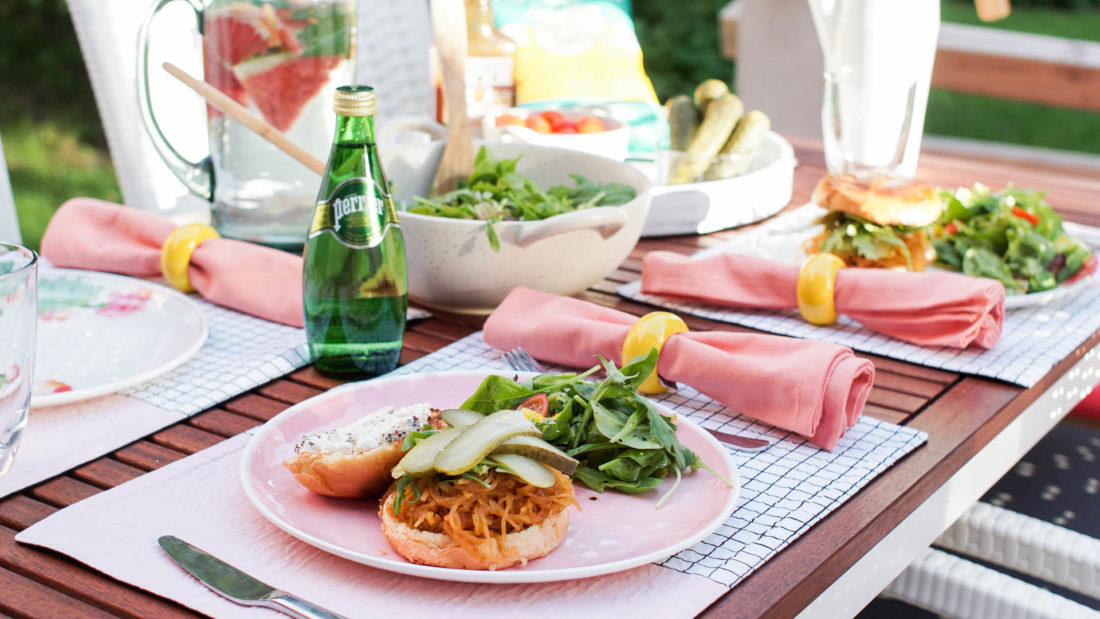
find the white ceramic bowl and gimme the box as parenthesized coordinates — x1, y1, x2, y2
(382, 141, 651, 314)
(481, 108, 631, 161)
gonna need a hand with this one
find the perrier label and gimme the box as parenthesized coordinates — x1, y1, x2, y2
(302, 85, 408, 377)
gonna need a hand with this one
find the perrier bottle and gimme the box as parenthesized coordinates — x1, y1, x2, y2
(303, 85, 407, 376)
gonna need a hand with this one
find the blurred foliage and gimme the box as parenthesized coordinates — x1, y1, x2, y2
(633, 0, 733, 103)
(0, 0, 119, 249)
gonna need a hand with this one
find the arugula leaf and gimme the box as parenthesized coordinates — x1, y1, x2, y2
(401, 146, 637, 252)
(460, 374, 534, 413)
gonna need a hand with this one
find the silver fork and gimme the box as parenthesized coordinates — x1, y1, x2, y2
(501, 347, 770, 452)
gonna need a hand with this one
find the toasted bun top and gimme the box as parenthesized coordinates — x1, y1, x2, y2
(812, 174, 942, 227)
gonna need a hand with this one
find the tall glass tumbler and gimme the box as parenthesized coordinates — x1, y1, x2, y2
(0, 244, 36, 475)
(809, 0, 940, 178)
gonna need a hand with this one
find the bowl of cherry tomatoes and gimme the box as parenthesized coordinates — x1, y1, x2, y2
(482, 107, 631, 161)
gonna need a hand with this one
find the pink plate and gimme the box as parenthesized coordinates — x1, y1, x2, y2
(240, 370, 739, 584)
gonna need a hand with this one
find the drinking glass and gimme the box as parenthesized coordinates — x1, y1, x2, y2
(809, 0, 940, 178)
(0, 243, 37, 476)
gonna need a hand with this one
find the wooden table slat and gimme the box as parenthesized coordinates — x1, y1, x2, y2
(0, 527, 198, 619)
(71, 459, 146, 490)
(189, 409, 262, 438)
(113, 442, 189, 472)
(151, 425, 226, 454)
(28, 478, 101, 509)
(0, 565, 119, 619)
(0, 496, 56, 532)
(223, 393, 290, 422)
(257, 380, 324, 405)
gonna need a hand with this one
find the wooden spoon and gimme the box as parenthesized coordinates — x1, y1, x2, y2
(162, 62, 326, 175)
(430, 0, 475, 194)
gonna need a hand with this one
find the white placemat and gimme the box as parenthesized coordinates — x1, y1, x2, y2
(0, 298, 308, 499)
(18, 333, 926, 617)
(618, 204, 1100, 388)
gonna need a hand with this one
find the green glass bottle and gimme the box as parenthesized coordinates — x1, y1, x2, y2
(303, 85, 408, 376)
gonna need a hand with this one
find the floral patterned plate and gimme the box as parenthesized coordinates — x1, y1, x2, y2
(32, 269, 207, 407)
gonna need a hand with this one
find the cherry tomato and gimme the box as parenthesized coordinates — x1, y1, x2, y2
(1012, 206, 1040, 226)
(495, 114, 524, 127)
(520, 393, 549, 417)
(525, 114, 553, 134)
(944, 222, 958, 236)
(555, 126, 578, 134)
(539, 110, 565, 125)
(549, 117, 576, 133)
(577, 116, 605, 133)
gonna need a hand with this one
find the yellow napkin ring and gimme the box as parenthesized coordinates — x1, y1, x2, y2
(622, 311, 689, 395)
(796, 252, 846, 325)
(160, 223, 220, 293)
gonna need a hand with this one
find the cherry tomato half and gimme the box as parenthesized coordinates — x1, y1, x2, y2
(520, 393, 549, 417)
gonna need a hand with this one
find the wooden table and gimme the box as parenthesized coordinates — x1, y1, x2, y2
(3, 140, 1099, 619)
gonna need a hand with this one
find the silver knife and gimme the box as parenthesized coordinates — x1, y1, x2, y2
(158, 535, 347, 619)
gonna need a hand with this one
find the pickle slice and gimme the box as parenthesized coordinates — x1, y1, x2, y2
(440, 408, 484, 428)
(492, 435, 578, 476)
(434, 410, 540, 475)
(487, 454, 556, 488)
(392, 428, 462, 478)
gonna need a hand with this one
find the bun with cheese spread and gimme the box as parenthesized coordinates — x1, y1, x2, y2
(806, 174, 942, 270)
(283, 403, 445, 499)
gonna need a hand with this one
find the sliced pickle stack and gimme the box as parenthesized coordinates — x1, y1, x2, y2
(392, 409, 579, 487)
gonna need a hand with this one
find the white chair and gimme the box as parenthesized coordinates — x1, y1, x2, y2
(0, 133, 20, 244)
(64, 0, 432, 221)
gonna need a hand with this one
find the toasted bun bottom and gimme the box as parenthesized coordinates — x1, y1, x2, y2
(812, 174, 941, 228)
(379, 491, 570, 570)
(284, 447, 403, 499)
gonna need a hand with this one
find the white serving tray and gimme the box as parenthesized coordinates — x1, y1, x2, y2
(636, 131, 797, 237)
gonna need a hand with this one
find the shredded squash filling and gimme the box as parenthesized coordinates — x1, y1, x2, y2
(390, 469, 577, 559)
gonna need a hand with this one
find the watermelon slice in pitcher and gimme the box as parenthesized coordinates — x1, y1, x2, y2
(235, 52, 343, 132)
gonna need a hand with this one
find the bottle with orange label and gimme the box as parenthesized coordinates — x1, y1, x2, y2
(435, 0, 517, 127)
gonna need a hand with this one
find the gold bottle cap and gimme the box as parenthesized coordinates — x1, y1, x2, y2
(333, 85, 377, 117)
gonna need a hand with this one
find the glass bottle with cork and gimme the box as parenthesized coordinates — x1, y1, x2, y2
(303, 85, 408, 377)
(435, 0, 517, 128)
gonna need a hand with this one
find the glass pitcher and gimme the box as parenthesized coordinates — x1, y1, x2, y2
(138, 0, 356, 251)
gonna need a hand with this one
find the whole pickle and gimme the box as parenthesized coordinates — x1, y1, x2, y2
(671, 92, 743, 185)
(703, 110, 771, 181)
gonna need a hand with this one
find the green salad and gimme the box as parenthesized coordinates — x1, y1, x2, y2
(932, 184, 1095, 295)
(452, 350, 729, 507)
(406, 147, 637, 252)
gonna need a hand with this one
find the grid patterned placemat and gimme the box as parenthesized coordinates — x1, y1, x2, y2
(618, 204, 1100, 388)
(0, 298, 308, 499)
(391, 332, 929, 588)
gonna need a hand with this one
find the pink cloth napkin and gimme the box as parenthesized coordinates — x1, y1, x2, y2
(40, 198, 304, 327)
(484, 287, 875, 450)
(642, 251, 1005, 350)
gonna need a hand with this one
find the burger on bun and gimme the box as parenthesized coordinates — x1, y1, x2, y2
(806, 173, 942, 270)
(381, 409, 579, 570)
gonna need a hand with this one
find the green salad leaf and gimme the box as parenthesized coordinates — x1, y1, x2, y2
(816, 211, 921, 268)
(404, 147, 637, 252)
(459, 350, 730, 507)
(932, 184, 1094, 294)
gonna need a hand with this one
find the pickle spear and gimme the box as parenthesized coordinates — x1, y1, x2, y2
(440, 408, 484, 428)
(393, 428, 463, 478)
(434, 410, 540, 475)
(492, 435, 578, 476)
(486, 454, 556, 488)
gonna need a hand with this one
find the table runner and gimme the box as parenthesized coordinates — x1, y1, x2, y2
(618, 204, 1100, 388)
(17, 333, 927, 617)
(0, 297, 309, 499)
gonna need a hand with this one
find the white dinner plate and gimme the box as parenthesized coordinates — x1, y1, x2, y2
(240, 369, 740, 584)
(32, 269, 207, 407)
(709, 205, 1100, 310)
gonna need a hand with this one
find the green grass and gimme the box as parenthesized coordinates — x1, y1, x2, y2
(2, 115, 120, 250)
(941, 0, 1100, 41)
